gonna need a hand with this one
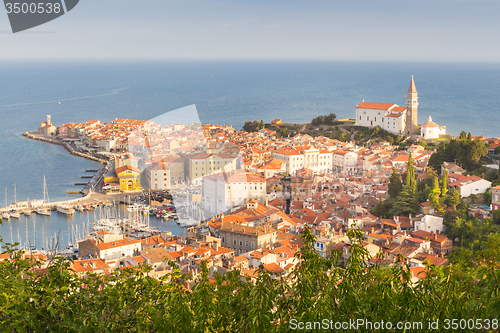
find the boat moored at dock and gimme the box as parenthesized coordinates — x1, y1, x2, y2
(9, 211, 20, 219)
(56, 205, 75, 215)
(1, 212, 10, 220)
(36, 209, 51, 216)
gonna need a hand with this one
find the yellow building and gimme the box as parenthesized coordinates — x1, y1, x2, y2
(116, 165, 141, 191)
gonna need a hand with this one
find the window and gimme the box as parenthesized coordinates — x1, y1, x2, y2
(239, 241, 243, 246)
(233, 239, 237, 245)
(251, 242, 255, 249)
(222, 237, 225, 243)
(245, 241, 249, 247)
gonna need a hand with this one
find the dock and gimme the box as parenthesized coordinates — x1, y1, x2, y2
(23, 132, 111, 196)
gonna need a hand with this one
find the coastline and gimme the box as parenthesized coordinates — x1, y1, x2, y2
(23, 131, 111, 197)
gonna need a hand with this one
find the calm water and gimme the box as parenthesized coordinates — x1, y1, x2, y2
(0, 60, 499, 247)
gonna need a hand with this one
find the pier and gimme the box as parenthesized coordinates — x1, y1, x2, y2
(0, 190, 95, 215)
(23, 132, 111, 196)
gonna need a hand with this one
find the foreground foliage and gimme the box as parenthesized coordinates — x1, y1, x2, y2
(1, 227, 499, 332)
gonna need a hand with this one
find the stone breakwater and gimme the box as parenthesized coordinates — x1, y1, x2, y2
(23, 132, 111, 196)
(23, 132, 109, 165)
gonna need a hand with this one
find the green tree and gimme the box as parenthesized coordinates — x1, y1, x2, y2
(449, 187, 461, 210)
(441, 168, 449, 196)
(259, 119, 265, 129)
(405, 152, 417, 194)
(483, 189, 492, 205)
(388, 168, 402, 199)
(391, 185, 418, 216)
(429, 177, 442, 213)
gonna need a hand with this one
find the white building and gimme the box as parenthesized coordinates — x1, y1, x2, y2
(355, 102, 407, 134)
(420, 116, 446, 139)
(448, 174, 492, 197)
(202, 170, 266, 215)
(145, 162, 171, 190)
(271, 146, 333, 175)
(355, 77, 420, 135)
(414, 215, 444, 234)
(79, 237, 142, 261)
(333, 150, 358, 175)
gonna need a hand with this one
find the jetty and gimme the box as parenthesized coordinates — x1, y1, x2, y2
(0, 190, 95, 215)
(23, 132, 111, 196)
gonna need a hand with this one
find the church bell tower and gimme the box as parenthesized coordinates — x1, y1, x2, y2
(406, 75, 418, 134)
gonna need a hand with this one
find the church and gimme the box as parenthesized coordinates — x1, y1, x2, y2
(355, 77, 419, 135)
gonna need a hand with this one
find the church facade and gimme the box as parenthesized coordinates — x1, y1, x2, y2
(355, 77, 419, 135)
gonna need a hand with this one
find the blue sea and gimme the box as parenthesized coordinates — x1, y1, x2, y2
(0, 60, 499, 248)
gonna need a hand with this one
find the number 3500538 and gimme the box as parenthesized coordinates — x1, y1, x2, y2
(5, 2, 62, 14)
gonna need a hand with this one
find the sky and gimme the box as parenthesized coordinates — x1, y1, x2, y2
(1, 0, 500, 60)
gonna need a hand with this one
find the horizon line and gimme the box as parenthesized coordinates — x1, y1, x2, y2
(1, 57, 500, 63)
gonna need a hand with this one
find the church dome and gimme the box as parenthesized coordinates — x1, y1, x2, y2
(421, 116, 439, 128)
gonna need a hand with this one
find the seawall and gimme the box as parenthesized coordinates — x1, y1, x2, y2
(23, 132, 112, 196)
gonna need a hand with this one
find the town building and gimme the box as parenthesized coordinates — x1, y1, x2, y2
(411, 230, 453, 255)
(414, 215, 444, 234)
(333, 150, 358, 175)
(115, 165, 142, 192)
(420, 116, 446, 139)
(145, 162, 171, 190)
(38, 115, 57, 136)
(202, 171, 266, 215)
(187, 152, 239, 184)
(355, 77, 419, 135)
(78, 236, 142, 261)
(218, 222, 277, 255)
(448, 173, 491, 197)
(271, 146, 333, 175)
(491, 185, 500, 210)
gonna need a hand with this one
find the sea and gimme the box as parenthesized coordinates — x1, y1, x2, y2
(0, 60, 499, 249)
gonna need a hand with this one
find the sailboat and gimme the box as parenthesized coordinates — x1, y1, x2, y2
(9, 185, 21, 219)
(1, 188, 10, 220)
(24, 196, 32, 216)
(36, 176, 51, 216)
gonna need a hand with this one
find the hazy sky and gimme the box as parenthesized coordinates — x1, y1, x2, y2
(1, 0, 500, 60)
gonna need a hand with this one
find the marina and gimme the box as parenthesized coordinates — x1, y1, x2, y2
(0, 202, 185, 252)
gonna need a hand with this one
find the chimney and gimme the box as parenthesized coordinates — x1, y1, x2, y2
(434, 233, 438, 240)
(371, 227, 374, 234)
(212, 241, 219, 251)
(440, 252, 444, 258)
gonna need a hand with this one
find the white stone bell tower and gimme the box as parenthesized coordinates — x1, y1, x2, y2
(406, 75, 418, 134)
